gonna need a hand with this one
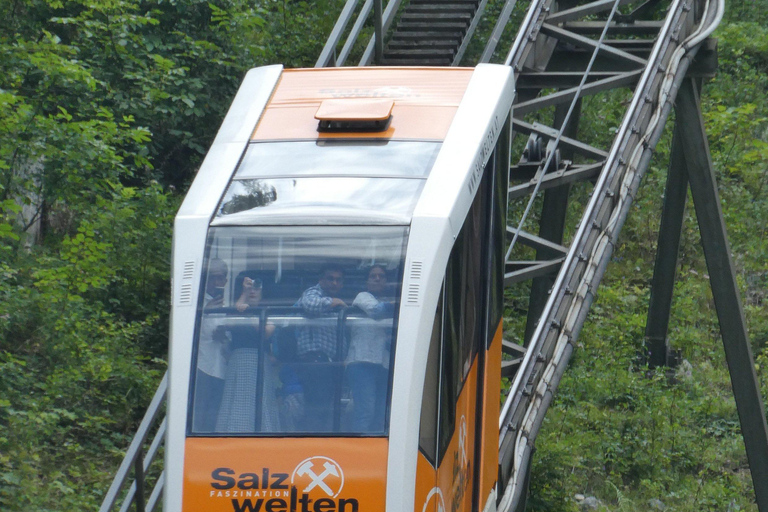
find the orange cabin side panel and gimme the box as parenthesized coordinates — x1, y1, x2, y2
(477, 322, 503, 509)
(182, 438, 388, 512)
(414, 451, 438, 512)
(436, 361, 478, 512)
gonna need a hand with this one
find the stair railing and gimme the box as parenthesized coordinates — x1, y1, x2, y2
(99, 372, 168, 512)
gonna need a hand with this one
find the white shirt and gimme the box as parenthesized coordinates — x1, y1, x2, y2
(347, 292, 394, 368)
(197, 293, 228, 378)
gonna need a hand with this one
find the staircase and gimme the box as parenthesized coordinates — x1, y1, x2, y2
(381, 0, 483, 66)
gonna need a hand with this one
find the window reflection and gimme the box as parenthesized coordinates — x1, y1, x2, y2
(235, 140, 441, 178)
(190, 227, 407, 436)
(217, 178, 425, 219)
(218, 180, 277, 215)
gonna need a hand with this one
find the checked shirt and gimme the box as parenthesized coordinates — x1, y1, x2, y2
(295, 284, 342, 360)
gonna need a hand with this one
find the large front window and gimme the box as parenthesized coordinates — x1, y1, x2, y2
(190, 226, 407, 436)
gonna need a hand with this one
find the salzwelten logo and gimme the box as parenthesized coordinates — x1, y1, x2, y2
(291, 456, 345, 498)
(457, 416, 468, 467)
(209, 456, 358, 512)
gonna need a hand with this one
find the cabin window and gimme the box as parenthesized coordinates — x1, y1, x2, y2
(189, 226, 407, 436)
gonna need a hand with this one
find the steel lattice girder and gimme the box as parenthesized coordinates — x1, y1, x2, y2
(497, 0, 725, 509)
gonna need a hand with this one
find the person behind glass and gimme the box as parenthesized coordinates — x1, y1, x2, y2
(347, 265, 395, 432)
(216, 275, 277, 433)
(294, 264, 347, 431)
(194, 258, 229, 432)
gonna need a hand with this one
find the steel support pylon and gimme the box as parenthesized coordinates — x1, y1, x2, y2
(663, 78, 768, 510)
(644, 109, 689, 367)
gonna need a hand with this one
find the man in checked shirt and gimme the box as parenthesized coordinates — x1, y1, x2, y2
(295, 264, 347, 432)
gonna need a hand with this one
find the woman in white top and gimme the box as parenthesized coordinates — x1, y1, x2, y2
(346, 265, 395, 432)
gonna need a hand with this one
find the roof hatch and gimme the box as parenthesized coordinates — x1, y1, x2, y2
(315, 98, 394, 132)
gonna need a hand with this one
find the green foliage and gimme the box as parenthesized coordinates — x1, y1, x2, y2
(256, 0, 344, 68)
(0, 183, 174, 510)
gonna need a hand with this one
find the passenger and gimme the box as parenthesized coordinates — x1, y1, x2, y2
(193, 258, 230, 432)
(216, 275, 277, 433)
(294, 264, 348, 432)
(346, 265, 395, 432)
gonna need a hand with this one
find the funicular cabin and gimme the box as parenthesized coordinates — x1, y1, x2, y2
(166, 65, 514, 512)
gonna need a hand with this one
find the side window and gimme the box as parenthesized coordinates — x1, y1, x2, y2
(486, 119, 510, 347)
(434, 147, 496, 463)
(439, 237, 463, 462)
(419, 292, 443, 464)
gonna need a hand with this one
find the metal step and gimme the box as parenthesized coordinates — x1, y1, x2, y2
(396, 22, 470, 32)
(400, 12, 473, 22)
(384, 49, 456, 58)
(387, 40, 458, 50)
(407, 4, 478, 14)
(380, 57, 454, 66)
(388, 31, 463, 41)
(408, 0, 476, 4)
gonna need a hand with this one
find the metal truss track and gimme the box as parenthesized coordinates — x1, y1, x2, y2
(496, 0, 726, 510)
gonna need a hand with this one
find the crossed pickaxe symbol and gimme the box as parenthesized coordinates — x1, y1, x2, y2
(458, 417, 467, 465)
(296, 460, 340, 496)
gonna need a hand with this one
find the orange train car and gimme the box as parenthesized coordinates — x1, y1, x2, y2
(166, 65, 514, 512)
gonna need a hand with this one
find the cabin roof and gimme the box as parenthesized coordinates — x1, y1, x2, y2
(251, 67, 473, 141)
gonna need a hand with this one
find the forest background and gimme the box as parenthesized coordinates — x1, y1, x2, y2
(0, 0, 767, 510)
